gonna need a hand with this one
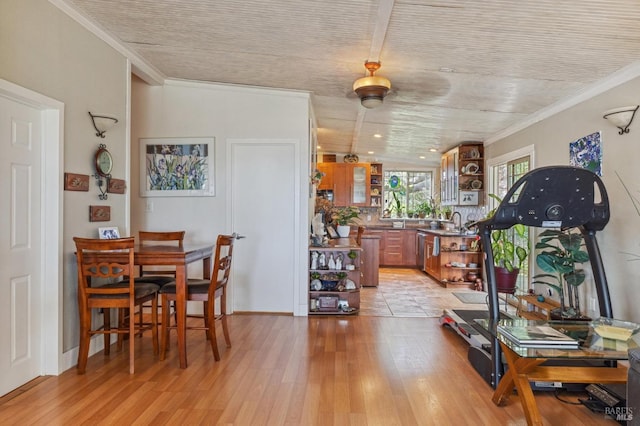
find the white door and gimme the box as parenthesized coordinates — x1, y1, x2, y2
(229, 140, 296, 312)
(0, 96, 43, 396)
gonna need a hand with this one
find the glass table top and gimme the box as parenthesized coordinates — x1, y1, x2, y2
(475, 318, 640, 359)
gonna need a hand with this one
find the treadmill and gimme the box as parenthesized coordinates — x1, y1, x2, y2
(441, 166, 614, 389)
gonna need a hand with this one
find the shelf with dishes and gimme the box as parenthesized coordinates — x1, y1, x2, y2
(308, 242, 361, 315)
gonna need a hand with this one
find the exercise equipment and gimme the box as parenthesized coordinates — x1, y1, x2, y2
(442, 166, 613, 389)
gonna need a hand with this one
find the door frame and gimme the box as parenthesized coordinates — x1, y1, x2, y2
(0, 79, 63, 375)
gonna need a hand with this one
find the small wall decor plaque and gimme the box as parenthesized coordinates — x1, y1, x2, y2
(64, 173, 89, 191)
(107, 178, 126, 194)
(89, 205, 111, 222)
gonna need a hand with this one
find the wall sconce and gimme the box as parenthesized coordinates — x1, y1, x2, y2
(88, 112, 118, 138)
(603, 105, 639, 135)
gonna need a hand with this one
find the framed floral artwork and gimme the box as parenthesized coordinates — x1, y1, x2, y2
(139, 137, 215, 197)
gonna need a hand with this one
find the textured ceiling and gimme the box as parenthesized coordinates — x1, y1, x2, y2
(62, 0, 640, 166)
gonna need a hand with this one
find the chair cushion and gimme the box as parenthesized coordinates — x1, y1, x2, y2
(135, 275, 176, 287)
(89, 282, 160, 299)
(159, 278, 217, 295)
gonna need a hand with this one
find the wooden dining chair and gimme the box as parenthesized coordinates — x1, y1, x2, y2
(136, 230, 186, 286)
(160, 233, 236, 361)
(356, 225, 366, 246)
(73, 237, 159, 374)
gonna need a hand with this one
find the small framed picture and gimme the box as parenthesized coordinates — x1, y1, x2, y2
(98, 226, 120, 239)
(459, 191, 479, 206)
(326, 225, 339, 239)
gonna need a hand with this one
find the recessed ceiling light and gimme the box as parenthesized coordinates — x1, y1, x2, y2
(429, 148, 438, 152)
(368, 151, 374, 154)
(419, 156, 425, 159)
(373, 133, 382, 138)
(317, 146, 321, 150)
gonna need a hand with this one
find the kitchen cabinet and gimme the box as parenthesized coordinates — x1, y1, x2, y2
(421, 230, 482, 289)
(367, 228, 417, 267)
(441, 142, 484, 206)
(319, 163, 371, 206)
(360, 235, 380, 287)
(424, 232, 441, 279)
(309, 240, 361, 315)
(382, 229, 403, 265)
(316, 162, 333, 191)
(402, 229, 417, 267)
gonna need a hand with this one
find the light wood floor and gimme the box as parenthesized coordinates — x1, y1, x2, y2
(0, 268, 616, 425)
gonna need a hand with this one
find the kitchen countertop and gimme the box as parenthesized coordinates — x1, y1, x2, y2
(417, 228, 479, 237)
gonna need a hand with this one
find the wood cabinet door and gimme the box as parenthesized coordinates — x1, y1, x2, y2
(332, 164, 350, 206)
(402, 230, 417, 266)
(316, 163, 334, 191)
(367, 229, 385, 266)
(424, 234, 441, 280)
(382, 230, 403, 266)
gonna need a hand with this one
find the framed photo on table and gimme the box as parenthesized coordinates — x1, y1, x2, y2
(140, 137, 215, 197)
(98, 226, 120, 239)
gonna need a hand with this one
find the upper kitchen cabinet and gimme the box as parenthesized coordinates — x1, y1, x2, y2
(441, 142, 484, 206)
(328, 163, 371, 207)
(316, 162, 334, 191)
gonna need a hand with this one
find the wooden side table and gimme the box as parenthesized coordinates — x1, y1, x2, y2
(516, 294, 560, 320)
(493, 340, 627, 425)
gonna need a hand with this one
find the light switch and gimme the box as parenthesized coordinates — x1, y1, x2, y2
(146, 200, 154, 212)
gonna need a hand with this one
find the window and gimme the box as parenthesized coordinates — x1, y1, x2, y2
(383, 171, 433, 216)
(488, 150, 532, 294)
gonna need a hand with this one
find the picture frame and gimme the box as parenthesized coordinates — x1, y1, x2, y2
(98, 226, 120, 239)
(326, 225, 339, 239)
(89, 205, 111, 222)
(459, 191, 479, 206)
(140, 137, 215, 197)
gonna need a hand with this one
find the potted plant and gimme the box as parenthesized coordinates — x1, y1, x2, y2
(532, 229, 590, 319)
(416, 200, 433, 218)
(486, 194, 530, 294)
(331, 206, 360, 237)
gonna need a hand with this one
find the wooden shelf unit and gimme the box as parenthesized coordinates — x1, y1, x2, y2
(516, 294, 561, 320)
(309, 241, 362, 315)
(369, 162, 383, 207)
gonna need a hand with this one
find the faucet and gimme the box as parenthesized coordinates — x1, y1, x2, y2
(451, 211, 462, 232)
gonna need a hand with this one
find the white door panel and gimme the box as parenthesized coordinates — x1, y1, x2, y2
(0, 96, 42, 396)
(230, 141, 295, 312)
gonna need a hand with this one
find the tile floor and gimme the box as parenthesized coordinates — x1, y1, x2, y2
(359, 267, 489, 317)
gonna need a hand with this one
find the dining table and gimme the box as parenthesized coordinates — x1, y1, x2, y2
(133, 242, 215, 368)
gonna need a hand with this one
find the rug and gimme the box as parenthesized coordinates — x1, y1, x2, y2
(452, 292, 488, 304)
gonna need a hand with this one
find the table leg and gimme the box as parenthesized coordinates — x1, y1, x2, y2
(496, 342, 546, 426)
(175, 264, 187, 368)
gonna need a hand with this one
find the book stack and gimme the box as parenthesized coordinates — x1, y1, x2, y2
(497, 324, 579, 349)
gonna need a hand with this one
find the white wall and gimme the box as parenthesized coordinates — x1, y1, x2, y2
(486, 75, 640, 323)
(131, 78, 311, 313)
(0, 0, 129, 357)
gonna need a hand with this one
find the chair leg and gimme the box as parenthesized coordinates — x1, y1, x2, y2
(206, 301, 220, 361)
(160, 295, 170, 360)
(129, 304, 135, 374)
(77, 309, 91, 374)
(103, 308, 111, 355)
(117, 309, 125, 351)
(221, 294, 231, 348)
(203, 301, 210, 340)
(151, 296, 159, 355)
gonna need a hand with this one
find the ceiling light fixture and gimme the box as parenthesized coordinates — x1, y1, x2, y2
(603, 105, 639, 135)
(353, 61, 391, 109)
(89, 112, 118, 138)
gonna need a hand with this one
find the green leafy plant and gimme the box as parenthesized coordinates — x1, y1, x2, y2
(532, 229, 590, 318)
(347, 250, 358, 260)
(331, 206, 360, 226)
(487, 194, 529, 272)
(416, 200, 433, 217)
